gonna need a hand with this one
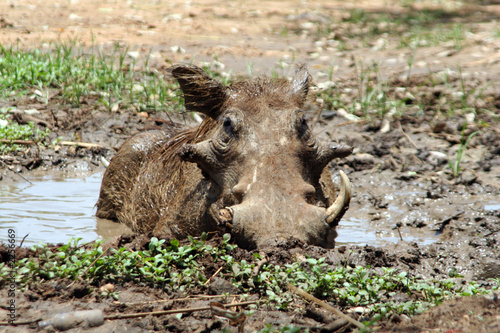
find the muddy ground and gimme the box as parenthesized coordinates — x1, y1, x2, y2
(1, 0, 500, 332)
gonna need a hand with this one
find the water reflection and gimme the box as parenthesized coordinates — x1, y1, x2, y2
(0, 172, 130, 247)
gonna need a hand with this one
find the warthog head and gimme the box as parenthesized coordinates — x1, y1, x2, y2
(173, 65, 352, 248)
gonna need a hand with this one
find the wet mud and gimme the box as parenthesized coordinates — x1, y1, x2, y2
(1, 0, 500, 332)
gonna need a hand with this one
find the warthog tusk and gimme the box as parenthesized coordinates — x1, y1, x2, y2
(326, 170, 351, 224)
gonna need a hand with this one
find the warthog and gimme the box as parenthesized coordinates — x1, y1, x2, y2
(96, 65, 352, 248)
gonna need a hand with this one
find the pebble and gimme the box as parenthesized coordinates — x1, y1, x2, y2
(127, 51, 140, 59)
(68, 13, 82, 20)
(337, 108, 360, 121)
(24, 109, 40, 115)
(353, 153, 376, 165)
(170, 46, 186, 54)
(428, 151, 448, 166)
(316, 81, 335, 91)
(132, 84, 144, 93)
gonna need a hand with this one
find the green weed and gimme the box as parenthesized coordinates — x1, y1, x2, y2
(0, 43, 180, 112)
(448, 127, 480, 178)
(2, 236, 497, 327)
(0, 107, 50, 153)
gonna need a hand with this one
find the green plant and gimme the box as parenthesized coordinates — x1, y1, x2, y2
(449, 127, 480, 178)
(0, 107, 50, 152)
(0, 43, 180, 112)
(2, 236, 497, 326)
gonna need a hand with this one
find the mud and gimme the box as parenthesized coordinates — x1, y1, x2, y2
(1, 0, 500, 332)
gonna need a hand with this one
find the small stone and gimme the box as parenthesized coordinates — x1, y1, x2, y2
(316, 81, 335, 91)
(465, 112, 475, 124)
(170, 46, 186, 54)
(428, 151, 448, 165)
(337, 108, 360, 121)
(127, 51, 140, 59)
(208, 277, 239, 295)
(353, 153, 375, 165)
(372, 37, 386, 51)
(99, 283, 115, 293)
(132, 84, 144, 93)
(69, 13, 82, 20)
(24, 109, 40, 115)
(379, 118, 391, 133)
(458, 170, 477, 185)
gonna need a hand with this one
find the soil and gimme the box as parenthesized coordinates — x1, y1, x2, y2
(1, 0, 500, 332)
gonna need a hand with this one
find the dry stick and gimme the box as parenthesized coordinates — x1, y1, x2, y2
(0, 139, 36, 145)
(0, 319, 42, 326)
(112, 294, 240, 306)
(19, 234, 30, 248)
(397, 121, 418, 149)
(204, 266, 223, 285)
(337, 119, 367, 127)
(0, 159, 32, 184)
(103, 300, 258, 321)
(59, 141, 104, 149)
(252, 257, 268, 277)
(67, 247, 110, 287)
(287, 284, 364, 330)
(2, 301, 258, 326)
(310, 105, 325, 131)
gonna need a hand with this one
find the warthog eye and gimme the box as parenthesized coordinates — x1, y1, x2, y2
(298, 116, 310, 139)
(222, 116, 236, 137)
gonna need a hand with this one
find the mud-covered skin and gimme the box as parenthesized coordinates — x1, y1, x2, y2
(96, 129, 179, 220)
(96, 65, 352, 248)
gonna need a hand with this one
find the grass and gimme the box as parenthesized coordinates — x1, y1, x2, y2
(0, 107, 50, 153)
(287, 4, 470, 52)
(2, 236, 498, 330)
(449, 127, 480, 178)
(0, 42, 180, 112)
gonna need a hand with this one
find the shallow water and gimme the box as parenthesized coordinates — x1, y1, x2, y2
(1, 171, 496, 247)
(0, 171, 131, 247)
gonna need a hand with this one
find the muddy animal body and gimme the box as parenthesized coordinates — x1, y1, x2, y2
(96, 65, 352, 248)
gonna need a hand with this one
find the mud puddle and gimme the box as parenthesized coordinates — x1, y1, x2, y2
(0, 170, 497, 247)
(0, 171, 131, 247)
(0, 170, 449, 247)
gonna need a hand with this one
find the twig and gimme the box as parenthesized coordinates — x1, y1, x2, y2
(83, 247, 109, 277)
(19, 234, 30, 248)
(0, 139, 36, 145)
(337, 119, 367, 127)
(287, 284, 364, 330)
(68, 247, 110, 287)
(484, 229, 500, 237)
(112, 294, 240, 306)
(397, 121, 418, 149)
(0, 319, 41, 326)
(393, 223, 404, 241)
(310, 105, 324, 131)
(252, 257, 268, 277)
(204, 266, 223, 285)
(210, 302, 246, 333)
(59, 141, 104, 149)
(0, 159, 32, 184)
(2, 301, 258, 326)
(103, 300, 258, 320)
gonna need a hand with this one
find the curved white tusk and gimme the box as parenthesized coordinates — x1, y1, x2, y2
(326, 170, 352, 224)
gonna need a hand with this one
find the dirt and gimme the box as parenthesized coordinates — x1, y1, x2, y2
(1, 0, 500, 332)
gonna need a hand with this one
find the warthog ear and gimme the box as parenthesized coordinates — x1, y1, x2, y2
(169, 65, 226, 118)
(291, 64, 311, 102)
